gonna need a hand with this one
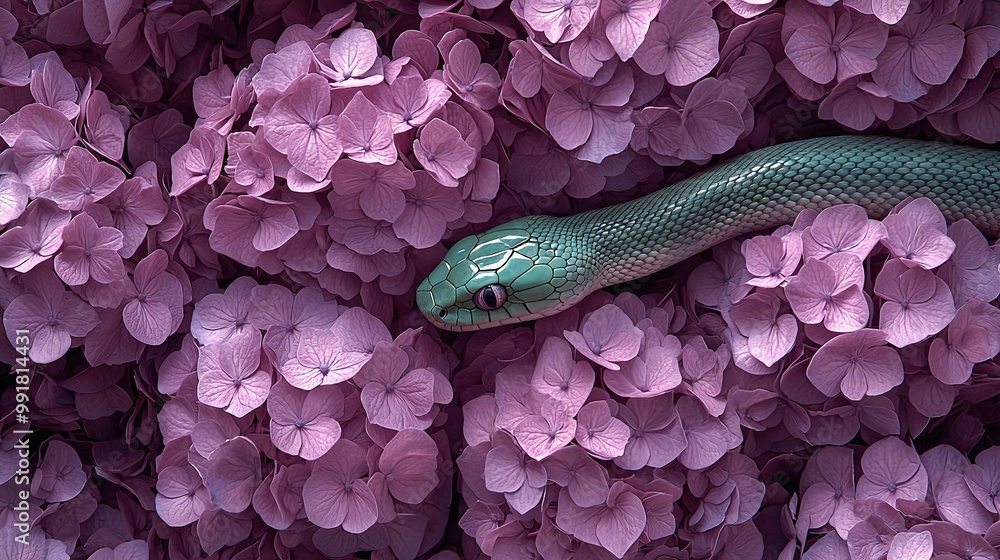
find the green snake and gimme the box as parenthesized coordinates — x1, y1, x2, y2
(416, 135, 1000, 332)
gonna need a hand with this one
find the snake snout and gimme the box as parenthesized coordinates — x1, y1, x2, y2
(415, 278, 444, 318)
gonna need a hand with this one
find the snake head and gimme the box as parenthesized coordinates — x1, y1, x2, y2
(416, 216, 591, 331)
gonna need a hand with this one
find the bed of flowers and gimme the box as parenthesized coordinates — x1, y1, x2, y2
(0, 0, 999, 558)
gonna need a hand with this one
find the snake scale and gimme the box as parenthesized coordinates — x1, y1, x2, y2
(416, 135, 1000, 332)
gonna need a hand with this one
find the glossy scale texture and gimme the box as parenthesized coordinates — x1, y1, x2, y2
(417, 136, 1000, 331)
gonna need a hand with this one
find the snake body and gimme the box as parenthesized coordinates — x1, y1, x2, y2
(416, 136, 1000, 331)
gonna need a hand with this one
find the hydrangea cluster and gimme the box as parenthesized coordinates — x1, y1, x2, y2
(455, 200, 1000, 559)
(0, 0, 997, 557)
(152, 276, 453, 557)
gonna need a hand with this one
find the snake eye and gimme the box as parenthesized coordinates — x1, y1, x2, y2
(473, 284, 507, 310)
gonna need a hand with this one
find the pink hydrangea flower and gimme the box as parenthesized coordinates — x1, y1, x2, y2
(530, 337, 595, 414)
(523, 0, 599, 43)
(856, 437, 928, 506)
(801, 204, 886, 261)
(3, 275, 99, 364)
(337, 92, 396, 165)
(605, 339, 682, 398)
(544, 69, 635, 164)
(937, 219, 1000, 305)
(0, 198, 71, 273)
(741, 231, 802, 288)
(564, 303, 643, 370)
(412, 118, 477, 187)
(443, 39, 502, 110)
(302, 439, 378, 534)
(633, 0, 720, 86)
(872, 9, 965, 101)
(542, 445, 611, 508)
(263, 74, 342, 181)
(881, 198, 956, 270)
(874, 259, 956, 347)
(49, 146, 125, 211)
(513, 397, 577, 460)
(784, 0, 888, 84)
(267, 379, 343, 460)
(281, 323, 368, 390)
(353, 341, 436, 430)
(54, 213, 125, 286)
(155, 464, 211, 527)
(728, 292, 798, 367)
(196, 332, 270, 418)
(785, 253, 868, 333)
(599, 0, 661, 60)
(928, 301, 1000, 385)
(574, 400, 630, 460)
(555, 481, 646, 558)
(485, 432, 546, 514)
(806, 329, 904, 401)
(615, 395, 687, 470)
